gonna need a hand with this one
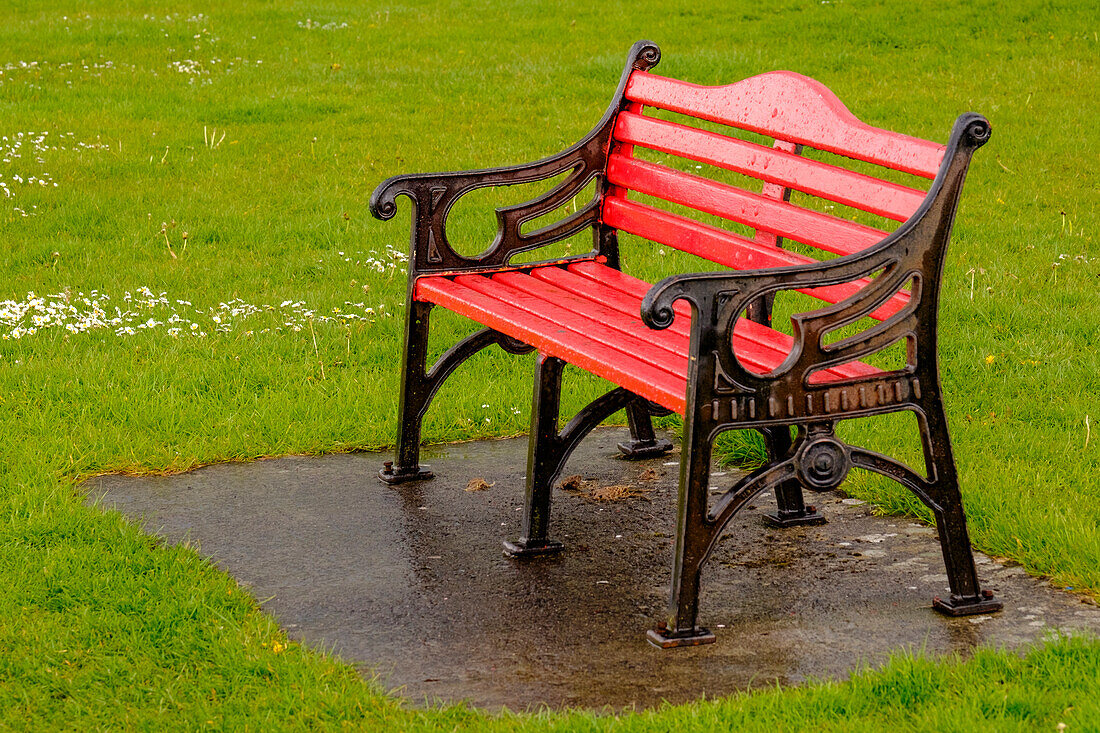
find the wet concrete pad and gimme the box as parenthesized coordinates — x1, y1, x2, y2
(85, 428, 1100, 711)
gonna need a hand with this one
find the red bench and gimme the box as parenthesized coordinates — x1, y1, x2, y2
(371, 41, 1001, 648)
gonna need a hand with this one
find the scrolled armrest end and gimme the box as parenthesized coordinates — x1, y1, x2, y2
(641, 276, 695, 331)
(369, 176, 412, 221)
(642, 303, 677, 330)
(958, 113, 992, 149)
(630, 40, 662, 71)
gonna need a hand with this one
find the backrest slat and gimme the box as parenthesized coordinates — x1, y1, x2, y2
(755, 139, 801, 250)
(606, 153, 887, 257)
(605, 68, 942, 313)
(614, 112, 926, 222)
(624, 71, 944, 178)
(603, 195, 907, 322)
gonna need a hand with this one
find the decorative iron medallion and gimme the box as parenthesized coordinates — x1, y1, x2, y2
(795, 434, 851, 492)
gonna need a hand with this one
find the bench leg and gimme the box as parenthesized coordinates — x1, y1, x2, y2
(503, 353, 565, 558)
(921, 400, 1003, 616)
(760, 426, 827, 528)
(617, 398, 674, 459)
(379, 300, 435, 484)
(647, 419, 716, 648)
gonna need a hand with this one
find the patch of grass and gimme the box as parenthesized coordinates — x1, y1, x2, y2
(0, 0, 1097, 728)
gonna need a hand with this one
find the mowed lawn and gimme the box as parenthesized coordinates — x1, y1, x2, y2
(1, 0, 1097, 729)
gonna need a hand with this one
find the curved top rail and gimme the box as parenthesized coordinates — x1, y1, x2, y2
(624, 70, 945, 178)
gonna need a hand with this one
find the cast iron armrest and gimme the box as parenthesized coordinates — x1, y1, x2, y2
(369, 40, 662, 276)
(641, 112, 991, 391)
(369, 140, 606, 274)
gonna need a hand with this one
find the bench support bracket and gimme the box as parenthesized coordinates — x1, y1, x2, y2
(758, 426, 827, 527)
(380, 303, 534, 485)
(618, 399, 674, 459)
(506, 355, 642, 557)
(654, 409, 1001, 646)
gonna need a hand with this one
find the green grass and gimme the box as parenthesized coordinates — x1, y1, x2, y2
(1, 0, 1097, 728)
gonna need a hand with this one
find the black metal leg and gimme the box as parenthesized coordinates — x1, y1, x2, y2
(503, 353, 566, 558)
(760, 426, 826, 528)
(380, 300, 435, 484)
(919, 401, 1002, 616)
(618, 398, 674, 458)
(745, 291, 777, 329)
(648, 414, 716, 648)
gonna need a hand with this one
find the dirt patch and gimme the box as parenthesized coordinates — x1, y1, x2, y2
(464, 477, 494, 492)
(559, 474, 653, 502)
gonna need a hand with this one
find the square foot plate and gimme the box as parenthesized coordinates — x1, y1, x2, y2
(377, 465, 434, 485)
(617, 439, 674, 459)
(933, 594, 1004, 616)
(646, 626, 716, 649)
(762, 510, 827, 528)
(502, 539, 565, 558)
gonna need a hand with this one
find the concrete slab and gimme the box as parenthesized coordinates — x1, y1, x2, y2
(84, 428, 1100, 712)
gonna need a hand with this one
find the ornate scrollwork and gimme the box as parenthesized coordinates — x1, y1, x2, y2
(496, 333, 535, 355)
(370, 41, 666, 276)
(371, 197, 398, 220)
(641, 302, 678, 331)
(962, 114, 992, 146)
(632, 41, 661, 70)
(795, 434, 851, 491)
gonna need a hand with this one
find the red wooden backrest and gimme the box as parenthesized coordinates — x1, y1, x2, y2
(604, 70, 949, 321)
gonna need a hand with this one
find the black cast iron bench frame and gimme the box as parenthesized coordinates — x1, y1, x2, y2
(370, 41, 1002, 648)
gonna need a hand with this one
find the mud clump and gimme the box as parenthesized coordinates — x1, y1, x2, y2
(558, 475, 652, 502)
(464, 478, 494, 492)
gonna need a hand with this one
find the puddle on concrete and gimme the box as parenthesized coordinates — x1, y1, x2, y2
(85, 428, 1100, 711)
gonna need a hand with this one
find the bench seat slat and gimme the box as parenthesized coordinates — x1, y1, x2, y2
(560, 262, 881, 382)
(503, 268, 815, 378)
(467, 269, 792, 379)
(416, 265, 883, 416)
(607, 154, 887, 257)
(530, 265, 825, 377)
(530, 266, 692, 338)
(602, 196, 908, 322)
(624, 71, 944, 179)
(614, 112, 925, 222)
(540, 263, 694, 334)
(459, 274, 689, 378)
(491, 271, 688, 362)
(415, 275, 690, 412)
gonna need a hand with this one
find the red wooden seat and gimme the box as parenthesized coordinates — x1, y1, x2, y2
(371, 41, 1000, 649)
(416, 261, 880, 416)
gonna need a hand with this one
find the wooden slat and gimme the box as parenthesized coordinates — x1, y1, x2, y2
(625, 71, 944, 179)
(531, 266, 797, 376)
(601, 196, 908, 321)
(614, 112, 925, 222)
(510, 269, 786, 376)
(606, 154, 888, 257)
(502, 265, 853, 380)
(605, 194, 810, 269)
(414, 265, 884, 415)
(492, 271, 688, 361)
(414, 276, 688, 412)
(755, 138, 801, 249)
(459, 274, 688, 378)
(530, 265, 692, 339)
(563, 262, 882, 381)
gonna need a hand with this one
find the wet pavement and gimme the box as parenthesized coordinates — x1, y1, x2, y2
(85, 428, 1100, 712)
